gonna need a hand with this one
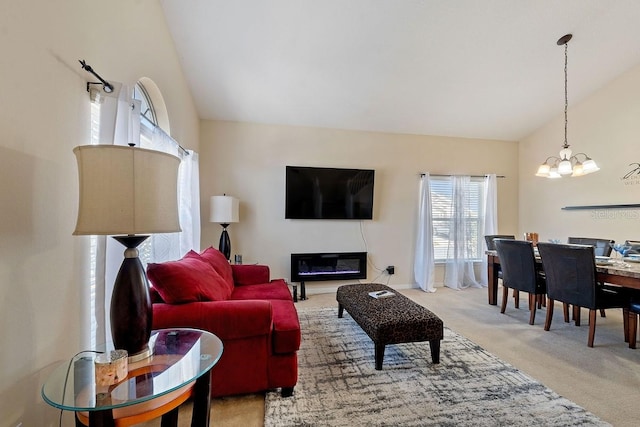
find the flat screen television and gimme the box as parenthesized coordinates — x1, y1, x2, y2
(285, 166, 375, 220)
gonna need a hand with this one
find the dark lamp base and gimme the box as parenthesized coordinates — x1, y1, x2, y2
(128, 345, 153, 363)
(110, 235, 153, 359)
(218, 224, 231, 260)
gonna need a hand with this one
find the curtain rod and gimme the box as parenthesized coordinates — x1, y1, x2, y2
(420, 173, 506, 178)
(141, 114, 190, 156)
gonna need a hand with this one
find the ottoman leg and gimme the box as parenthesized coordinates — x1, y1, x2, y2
(338, 304, 344, 318)
(429, 339, 441, 364)
(374, 342, 385, 370)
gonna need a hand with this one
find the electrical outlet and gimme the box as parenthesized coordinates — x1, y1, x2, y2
(386, 266, 395, 275)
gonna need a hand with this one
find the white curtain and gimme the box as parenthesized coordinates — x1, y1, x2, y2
(481, 174, 498, 286)
(444, 175, 483, 290)
(177, 150, 201, 255)
(91, 86, 201, 346)
(414, 173, 436, 292)
(140, 127, 201, 263)
(95, 86, 139, 345)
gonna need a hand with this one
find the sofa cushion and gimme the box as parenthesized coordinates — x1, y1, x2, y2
(230, 279, 293, 301)
(200, 247, 235, 295)
(147, 252, 230, 304)
(232, 264, 270, 286)
(149, 286, 165, 303)
(269, 299, 301, 354)
(153, 299, 273, 340)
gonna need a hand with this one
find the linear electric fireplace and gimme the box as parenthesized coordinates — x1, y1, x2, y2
(291, 252, 367, 300)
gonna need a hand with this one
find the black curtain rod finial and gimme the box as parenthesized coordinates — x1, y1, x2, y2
(79, 59, 114, 93)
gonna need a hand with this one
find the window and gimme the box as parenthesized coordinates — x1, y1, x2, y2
(133, 82, 160, 267)
(430, 176, 485, 262)
(85, 78, 200, 350)
(132, 80, 197, 267)
(134, 82, 158, 127)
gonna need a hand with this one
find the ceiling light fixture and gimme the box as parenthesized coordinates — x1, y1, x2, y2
(535, 34, 599, 178)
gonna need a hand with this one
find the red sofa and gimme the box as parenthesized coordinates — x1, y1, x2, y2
(147, 247, 300, 397)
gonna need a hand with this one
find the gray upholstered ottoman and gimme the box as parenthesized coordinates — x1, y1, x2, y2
(336, 283, 443, 370)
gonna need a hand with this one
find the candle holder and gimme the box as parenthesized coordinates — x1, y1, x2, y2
(94, 350, 128, 386)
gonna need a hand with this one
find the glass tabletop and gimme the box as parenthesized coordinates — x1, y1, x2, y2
(42, 328, 223, 412)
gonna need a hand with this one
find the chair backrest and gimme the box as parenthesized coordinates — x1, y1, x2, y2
(485, 235, 516, 251)
(537, 243, 597, 308)
(494, 239, 539, 293)
(567, 237, 614, 257)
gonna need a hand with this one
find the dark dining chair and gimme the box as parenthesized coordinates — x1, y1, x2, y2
(485, 234, 518, 305)
(567, 237, 614, 257)
(537, 242, 629, 347)
(484, 235, 516, 250)
(494, 239, 546, 325)
(628, 300, 640, 349)
(484, 235, 516, 278)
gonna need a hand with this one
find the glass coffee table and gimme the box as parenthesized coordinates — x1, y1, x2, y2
(42, 328, 223, 427)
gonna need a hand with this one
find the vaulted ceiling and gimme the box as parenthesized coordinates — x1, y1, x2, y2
(160, 0, 640, 141)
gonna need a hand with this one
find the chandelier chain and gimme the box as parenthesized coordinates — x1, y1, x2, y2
(564, 42, 568, 147)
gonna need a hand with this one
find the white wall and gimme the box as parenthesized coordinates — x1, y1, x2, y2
(0, 2, 199, 425)
(520, 63, 640, 244)
(199, 120, 519, 293)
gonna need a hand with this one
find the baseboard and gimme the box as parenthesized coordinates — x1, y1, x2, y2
(302, 282, 416, 296)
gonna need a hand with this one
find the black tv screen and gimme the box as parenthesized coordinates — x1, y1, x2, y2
(285, 166, 375, 219)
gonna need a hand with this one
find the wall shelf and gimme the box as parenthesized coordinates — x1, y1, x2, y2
(562, 203, 640, 210)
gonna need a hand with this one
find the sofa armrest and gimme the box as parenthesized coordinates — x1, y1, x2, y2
(231, 264, 271, 286)
(152, 299, 273, 340)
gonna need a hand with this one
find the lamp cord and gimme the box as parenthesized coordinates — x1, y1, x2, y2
(58, 350, 104, 427)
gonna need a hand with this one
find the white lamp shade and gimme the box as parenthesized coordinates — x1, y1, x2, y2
(571, 163, 585, 177)
(548, 168, 561, 179)
(535, 164, 551, 177)
(210, 195, 239, 224)
(582, 159, 600, 174)
(558, 159, 573, 175)
(73, 145, 181, 235)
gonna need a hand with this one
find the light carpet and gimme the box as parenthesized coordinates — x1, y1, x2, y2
(264, 308, 610, 426)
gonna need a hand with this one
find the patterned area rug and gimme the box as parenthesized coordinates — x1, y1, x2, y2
(264, 308, 610, 427)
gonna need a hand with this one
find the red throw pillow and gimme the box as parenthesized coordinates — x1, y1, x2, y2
(199, 247, 235, 294)
(147, 251, 229, 304)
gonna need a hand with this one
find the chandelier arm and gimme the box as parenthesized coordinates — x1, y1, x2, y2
(542, 156, 560, 164)
(571, 153, 591, 161)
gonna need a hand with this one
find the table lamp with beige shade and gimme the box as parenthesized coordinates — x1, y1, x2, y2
(73, 144, 181, 362)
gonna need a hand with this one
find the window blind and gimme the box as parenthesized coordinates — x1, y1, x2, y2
(430, 176, 484, 261)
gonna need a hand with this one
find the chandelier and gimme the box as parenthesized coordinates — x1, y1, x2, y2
(535, 34, 599, 178)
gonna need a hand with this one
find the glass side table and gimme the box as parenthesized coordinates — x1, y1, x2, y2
(42, 328, 223, 427)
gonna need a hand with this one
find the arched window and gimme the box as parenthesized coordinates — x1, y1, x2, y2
(134, 82, 158, 127)
(132, 79, 181, 266)
(86, 79, 200, 349)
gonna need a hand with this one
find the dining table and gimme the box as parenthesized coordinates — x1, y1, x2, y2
(486, 249, 640, 305)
